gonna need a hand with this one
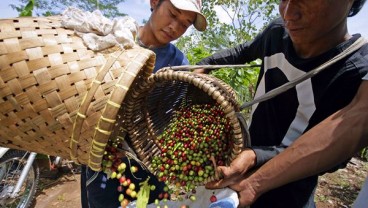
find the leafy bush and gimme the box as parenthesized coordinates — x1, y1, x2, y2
(210, 65, 259, 106)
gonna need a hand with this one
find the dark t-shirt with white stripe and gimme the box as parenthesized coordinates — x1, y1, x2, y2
(198, 17, 368, 208)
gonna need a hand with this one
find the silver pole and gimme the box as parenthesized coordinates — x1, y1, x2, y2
(10, 152, 37, 198)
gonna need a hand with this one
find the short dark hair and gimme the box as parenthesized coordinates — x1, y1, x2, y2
(349, 0, 366, 17)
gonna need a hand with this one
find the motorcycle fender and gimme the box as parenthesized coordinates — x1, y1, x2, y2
(0, 147, 10, 158)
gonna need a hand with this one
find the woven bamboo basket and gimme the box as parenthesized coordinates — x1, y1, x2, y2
(119, 68, 249, 184)
(0, 16, 155, 169)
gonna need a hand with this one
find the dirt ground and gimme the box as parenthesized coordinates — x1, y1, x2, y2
(31, 157, 368, 208)
(315, 157, 368, 207)
(32, 174, 81, 208)
(30, 161, 82, 208)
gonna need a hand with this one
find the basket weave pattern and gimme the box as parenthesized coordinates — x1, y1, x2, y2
(0, 16, 155, 168)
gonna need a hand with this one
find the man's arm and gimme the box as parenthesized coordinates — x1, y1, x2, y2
(233, 80, 368, 206)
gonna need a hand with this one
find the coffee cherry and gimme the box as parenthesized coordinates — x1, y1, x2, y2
(118, 193, 124, 202)
(130, 190, 137, 198)
(210, 195, 217, 203)
(120, 199, 129, 208)
(117, 185, 123, 192)
(130, 165, 138, 173)
(118, 163, 126, 172)
(189, 195, 196, 201)
(110, 171, 117, 179)
(119, 176, 126, 184)
(128, 183, 135, 190)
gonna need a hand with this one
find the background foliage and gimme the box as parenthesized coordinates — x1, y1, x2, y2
(176, 0, 279, 106)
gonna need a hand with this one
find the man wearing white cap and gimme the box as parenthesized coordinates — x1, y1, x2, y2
(80, 0, 207, 207)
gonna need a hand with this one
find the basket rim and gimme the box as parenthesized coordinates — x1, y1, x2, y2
(70, 50, 126, 163)
(70, 47, 156, 170)
(123, 69, 248, 186)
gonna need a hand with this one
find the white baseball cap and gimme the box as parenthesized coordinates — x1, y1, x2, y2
(170, 0, 207, 31)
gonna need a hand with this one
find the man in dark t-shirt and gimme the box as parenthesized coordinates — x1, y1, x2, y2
(201, 0, 368, 207)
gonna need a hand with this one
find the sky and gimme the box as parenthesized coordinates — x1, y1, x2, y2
(0, 0, 367, 38)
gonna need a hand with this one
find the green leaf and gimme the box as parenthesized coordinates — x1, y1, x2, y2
(19, 0, 34, 17)
(137, 177, 151, 208)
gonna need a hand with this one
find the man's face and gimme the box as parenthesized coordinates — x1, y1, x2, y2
(149, 0, 196, 45)
(279, 0, 353, 45)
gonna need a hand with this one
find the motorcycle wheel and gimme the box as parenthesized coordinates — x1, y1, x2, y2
(0, 150, 39, 208)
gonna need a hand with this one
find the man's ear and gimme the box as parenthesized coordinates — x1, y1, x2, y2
(150, 0, 160, 10)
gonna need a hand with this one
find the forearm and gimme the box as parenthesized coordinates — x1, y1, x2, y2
(197, 42, 260, 66)
(247, 83, 368, 195)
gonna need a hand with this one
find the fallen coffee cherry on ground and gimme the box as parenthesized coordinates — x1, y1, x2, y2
(210, 194, 217, 203)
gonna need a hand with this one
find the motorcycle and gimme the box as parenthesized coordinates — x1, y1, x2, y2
(0, 147, 39, 208)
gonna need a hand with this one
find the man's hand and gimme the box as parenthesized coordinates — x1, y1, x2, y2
(228, 173, 261, 207)
(205, 149, 256, 189)
(205, 149, 259, 207)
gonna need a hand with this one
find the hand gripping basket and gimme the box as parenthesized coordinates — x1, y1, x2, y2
(0, 16, 155, 169)
(119, 68, 250, 184)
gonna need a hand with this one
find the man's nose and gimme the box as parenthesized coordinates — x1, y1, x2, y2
(283, 1, 301, 21)
(168, 21, 180, 35)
